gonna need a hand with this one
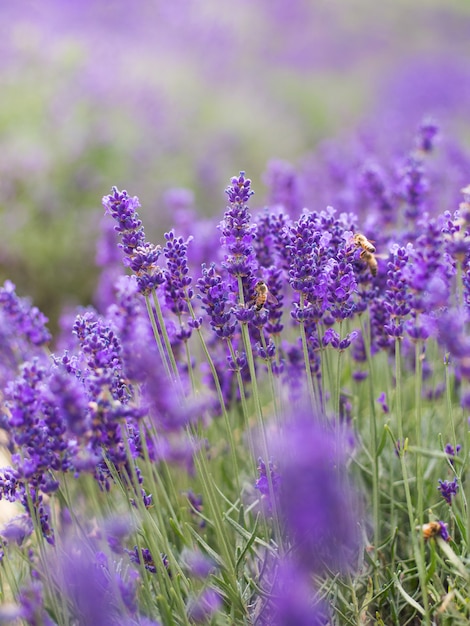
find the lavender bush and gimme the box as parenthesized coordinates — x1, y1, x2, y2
(2, 0, 470, 331)
(1, 114, 470, 625)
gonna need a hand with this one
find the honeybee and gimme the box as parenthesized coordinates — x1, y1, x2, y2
(353, 233, 376, 253)
(417, 521, 450, 542)
(252, 280, 278, 311)
(352, 233, 378, 277)
(361, 250, 378, 277)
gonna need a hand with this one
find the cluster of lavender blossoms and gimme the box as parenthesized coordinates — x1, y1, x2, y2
(1, 115, 470, 623)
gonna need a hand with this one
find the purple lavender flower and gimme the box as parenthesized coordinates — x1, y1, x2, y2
(0, 467, 21, 503)
(369, 295, 394, 351)
(436, 308, 470, 379)
(255, 208, 293, 272)
(398, 154, 428, 222)
(358, 161, 395, 224)
(404, 216, 453, 313)
(182, 549, 215, 579)
(219, 171, 258, 298)
(10, 582, 56, 626)
(163, 230, 194, 315)
(383, 246, 411, 339)
(0, 280, 51, 346)
(185, 490, 205, 528)
(0, 514, 33, 546)
(72, 310, 129, 402)
(322, 328, 340, 348)
(103, 187, 164, 295)
(255, 457, 282, 511)
(376, 392, 389, 413)
(260, 560, 328, 626)
(444, 443, 461, 459)
(4, 359, 70, 511)
(322, 328, 358, 351)
(103, 516, 133, 554)
(187, 588, 222, 623)
(415, 117, 439, 153)
(127, 546, 157, 574)
(438, 478, 458, 504)
(263, 159, 302, 215)
(48, 538, 144, 625)
(197, 263, 237, 339)
(46, 368, 90, 437)
(419, 520, 450, 542)
(102, 187, 145, 256)
(435, 521, 450, 542)
(287, 211, 322, 302)
(325, 250, 357, 321)
(269, 407, 362, 575)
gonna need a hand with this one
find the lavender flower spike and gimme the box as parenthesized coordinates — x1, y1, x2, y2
(103, 187, 164, 295)
(0, 280, 51, 346)
(219, 171, 258, 283)
(438, 477, 458, 504)
(270, 406, 362, 575)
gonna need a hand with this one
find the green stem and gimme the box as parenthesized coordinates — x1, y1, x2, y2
(184, 296, 240, 491)
(144, 294, 172, 380)
(182, 334, 197, 393)
(237, 276, 284, 554)
(259, 331, 280, 422)
(151, 290, 180, 383)
(414, 337, 424, 529)
(395, 337, 430, 624)
(444, 354, 457, 449)
(227, 338, 256, 474)
(298, 292, 316, 410)
(192, 436, 248, 621)
(358, 313, 380, 556)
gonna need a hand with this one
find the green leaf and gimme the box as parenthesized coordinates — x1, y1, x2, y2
(393, 573, 425, 616)
(235, 516, 260, 574)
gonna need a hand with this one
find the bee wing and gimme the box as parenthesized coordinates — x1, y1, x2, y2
(266, 291, 279, 306)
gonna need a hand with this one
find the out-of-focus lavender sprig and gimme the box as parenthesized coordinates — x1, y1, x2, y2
(72, 310, 130, 403)
(2, 581, 57, 626)
(383, 245, 412, 339)
(358, 161, 396, 225)
(398, 154, 429, 224)
(262, 406, 362, 576)
(255, 457, 281, 513)
(197, 263, 237, 340)
(260, 559, 328, 626)
(257, 405, 362, 624)
(415, 117, 439, 154)
(325, 247, 357, 322)
(46, 536, 155, 626)
(262, 158, 303, 216)
(436, 308, 470, 380)
(0, 281, 51, 382)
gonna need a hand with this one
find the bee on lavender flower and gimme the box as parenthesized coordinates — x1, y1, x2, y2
(252, 280, 278, 311)
(352, 233, 376, 254)
(351, 233, 378, 277)
(417, 521, 450, 542)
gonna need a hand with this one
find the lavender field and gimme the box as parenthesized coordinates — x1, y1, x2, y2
(1, 1, 470, 625)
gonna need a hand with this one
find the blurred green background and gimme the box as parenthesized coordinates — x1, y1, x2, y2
(1, 0, 470, 332)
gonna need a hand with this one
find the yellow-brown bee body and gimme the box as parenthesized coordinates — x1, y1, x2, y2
(352, 233, 378, 277)
(361, 250, 378, 277)
(417, 521, 450, 542)
(353, 233, 376, 254)
(253, 281, 278, 310)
